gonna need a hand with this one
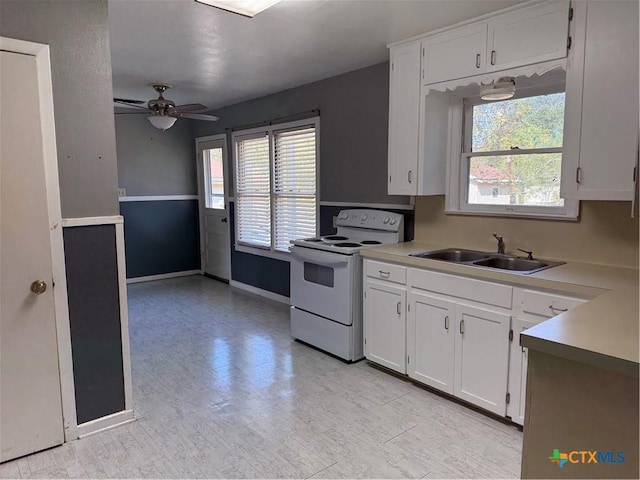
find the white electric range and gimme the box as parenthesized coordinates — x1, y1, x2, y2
(289, 209, 404, 361)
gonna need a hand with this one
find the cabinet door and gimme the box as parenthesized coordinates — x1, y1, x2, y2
(486, 1, 570, 72)
(407, 291, 455, 394)
(364, 279, 406, 373)
(454, 304, 511, 416)
(507, 317, 538, 426)
(422, 23, 487, 84)
(388, 42, 421, 195)
(561, 0, 639, 201)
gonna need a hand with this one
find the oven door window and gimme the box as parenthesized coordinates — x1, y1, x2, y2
(303, 262, 334, 288)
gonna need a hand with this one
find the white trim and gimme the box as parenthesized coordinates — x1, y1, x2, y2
(77, 410, 135, 439)
(234, 243, 290, 262)
(126, 270, 202, 284)
(2, 36, 80, 443)
(62, 215, 123, 227)
(229, 280, 290, 305)
(118, 195, 198, 202)
(318, 201, 414, 211)
(115, 223, 133, 411)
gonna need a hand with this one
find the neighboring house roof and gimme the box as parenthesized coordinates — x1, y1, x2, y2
(470, 164, 511, 183)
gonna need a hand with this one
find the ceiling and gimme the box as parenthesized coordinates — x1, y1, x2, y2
(109, 0, 525, 112)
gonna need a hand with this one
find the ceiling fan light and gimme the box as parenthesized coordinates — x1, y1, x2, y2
(480, 77, 516, 101)
(194, 0, 281, 17)
(148, 115, 177, 131)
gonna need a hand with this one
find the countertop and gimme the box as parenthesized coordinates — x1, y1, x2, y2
(360, 241, 639, 377)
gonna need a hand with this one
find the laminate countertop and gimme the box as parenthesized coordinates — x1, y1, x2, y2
(360, 241, 639, 377)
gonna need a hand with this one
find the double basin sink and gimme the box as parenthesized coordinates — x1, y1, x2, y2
(409, 248, 564, 274)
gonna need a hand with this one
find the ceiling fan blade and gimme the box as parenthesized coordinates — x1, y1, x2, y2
(171, 103, 208, 113)
(178, 112, 220, 122)
(114, 99, 149, 110)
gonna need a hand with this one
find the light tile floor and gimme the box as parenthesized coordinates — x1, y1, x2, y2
(1, 276, 522, 479)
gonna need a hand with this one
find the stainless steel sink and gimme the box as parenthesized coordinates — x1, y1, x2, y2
(473, 257, 548, 271)
(409, 248, 563, 274)
(411, 248, 489, 262)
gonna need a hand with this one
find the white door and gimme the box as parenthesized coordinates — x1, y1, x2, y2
(454, 304, 511, 416)
(196, 136, 230, 280)
(407, 291, 455, 394)
(364, 279, 406, 374)
(0, 50, 64, 462)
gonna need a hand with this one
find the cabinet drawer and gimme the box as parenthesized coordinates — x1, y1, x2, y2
(521, 290, 586, 318)
(364, 260, 406, 284)
(408, 268, 512, 309)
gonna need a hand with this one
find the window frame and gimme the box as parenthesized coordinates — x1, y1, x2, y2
(232, 117, 320, 260)
(446, 83, 579, 220)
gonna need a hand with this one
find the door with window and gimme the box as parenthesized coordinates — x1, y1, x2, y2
(196, 135, 230, 281)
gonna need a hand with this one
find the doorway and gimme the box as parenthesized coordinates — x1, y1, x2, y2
(196, 135, 231, 281)
(1, 38, 72, 462)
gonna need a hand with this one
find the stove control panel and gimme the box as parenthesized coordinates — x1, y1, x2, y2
(336, 209, 404, 232)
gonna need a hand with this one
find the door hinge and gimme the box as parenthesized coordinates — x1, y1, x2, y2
(506, 392, 511, 404)
(422, 47, 425, 57)
(407, 355, 410, 364)
(408, 304, 411, 312)
(391, 62, 394, 71)
(509, 329, 514, 342)
(364, 291, 367, 298)
(567, 36, 572, 49)
(633, 166, 637, 183)
(389, 175, 392, 183)
(364, 337, 367, 345)
(568, 7, 573, 21)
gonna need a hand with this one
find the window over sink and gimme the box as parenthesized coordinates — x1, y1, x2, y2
(446, 76, 579, 220)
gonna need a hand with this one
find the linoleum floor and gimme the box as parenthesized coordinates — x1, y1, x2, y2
(1, 275, 522, 479)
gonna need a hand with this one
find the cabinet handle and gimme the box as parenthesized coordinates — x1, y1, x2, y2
(408, 170, 412, 184)
(490, 50, 496, 65)
(444, 315, 449, 330)
(475, 53, 481, 68)
(576, 166, 582, 184)
(378, 270, 390, 278)
(397, 302, 402, 315)
(459, 319, 465, 334)
(549, 305, 568, 313)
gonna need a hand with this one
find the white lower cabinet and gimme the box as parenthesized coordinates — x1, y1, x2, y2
(363, 263, 407, 374)
(454, 304, 511, 416)
(407, 291, 455, 394)
(365, 260, 590, 422)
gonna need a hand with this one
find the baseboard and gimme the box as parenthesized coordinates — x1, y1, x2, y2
(229, 280, 290, 305)
(126, 270, 201, 284)
(77, 409, 135, 439)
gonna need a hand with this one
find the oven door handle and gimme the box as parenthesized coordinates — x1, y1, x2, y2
(290, 247, 350, 267)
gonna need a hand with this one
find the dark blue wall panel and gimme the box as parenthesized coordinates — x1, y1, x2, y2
(120, 200, 200, 278)
(64, 225, 124, 424)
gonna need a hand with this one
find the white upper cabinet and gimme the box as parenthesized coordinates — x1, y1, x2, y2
(422, 24, 487, 85)
(561, 0, 639, 201)
(486, 1, 570, 72)
(388, 41, 421, 195)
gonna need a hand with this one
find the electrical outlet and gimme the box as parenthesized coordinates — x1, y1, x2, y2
(117, 188, 126, 197)
(332, 216, 338, 228)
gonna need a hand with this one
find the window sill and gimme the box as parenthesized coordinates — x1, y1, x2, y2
(444, 208, 579, 221)
(234, 244, 291, 262)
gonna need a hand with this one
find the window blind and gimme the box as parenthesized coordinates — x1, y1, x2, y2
(235, 134, 271, 247)
(273, 126, 317, 251)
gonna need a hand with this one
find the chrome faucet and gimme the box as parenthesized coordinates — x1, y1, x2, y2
(493, 233, 505, 254)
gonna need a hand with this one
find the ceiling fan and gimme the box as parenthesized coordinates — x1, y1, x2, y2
(114, 84, 219, 130)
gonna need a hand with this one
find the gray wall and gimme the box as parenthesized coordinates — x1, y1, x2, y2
(0, 0, 119, 218)
(194, 61, 410, 206)
(115, 115, 197, 196)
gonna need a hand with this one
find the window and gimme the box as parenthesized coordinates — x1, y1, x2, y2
(233, 117, 319, 254)
(447, 85, 578, 219)
(204, 146, 225, 209)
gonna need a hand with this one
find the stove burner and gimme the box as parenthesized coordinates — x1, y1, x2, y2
(360, 240, 382, 245)
(324, 235, 348, 241)
(334, 242, 361, 248)
(305, 238, 323, 242)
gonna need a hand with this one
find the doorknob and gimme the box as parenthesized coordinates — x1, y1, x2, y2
(30, 280, 47, 294)
(221, 218, 228, 223)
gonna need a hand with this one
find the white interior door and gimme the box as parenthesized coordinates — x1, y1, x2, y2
(0, 50, 64, 462)
(196, 135, 230, 281)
